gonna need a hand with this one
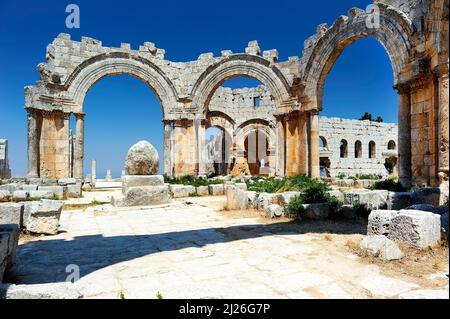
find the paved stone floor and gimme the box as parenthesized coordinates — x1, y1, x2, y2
(16, 195, 449, 299)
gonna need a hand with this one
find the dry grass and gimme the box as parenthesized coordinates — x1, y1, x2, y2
(346, 238, 449, 287)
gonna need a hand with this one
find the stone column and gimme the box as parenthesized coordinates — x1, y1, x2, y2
(396, 85, 412, 188)
(91, 159, 97, 182)
(437, 66, 449, 182)
(163, 120, 172, 177)
(27, 109, 40, 178)
(309, 112, 320, 179)
(276, 116, 285, 177)
(197, 120, 206, 176)
(73, 113, 85, 179)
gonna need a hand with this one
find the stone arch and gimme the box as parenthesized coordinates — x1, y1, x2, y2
(302, 4, 414, 111)
(388, 140, 396, 150)
(64, 53, 179, 117)
(369, 140, 377, 159)
(355, 140, 363, 158)
(319, 136, 328, 149)
(191, 54, 292, 115)
(340, 139, 348, 158)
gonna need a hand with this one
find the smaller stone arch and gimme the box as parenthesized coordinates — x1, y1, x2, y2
(340, 139, 349, 158)
(355, 140, 363, 158)
(387, 140, 396, 150)
(369, 141, 377, 159)
(191, 54, 292, 115)
(319, 136, 328, 149)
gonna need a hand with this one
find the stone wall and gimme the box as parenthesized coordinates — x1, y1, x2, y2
(319, 117, 398, 178)
(0, 140, 11, 180)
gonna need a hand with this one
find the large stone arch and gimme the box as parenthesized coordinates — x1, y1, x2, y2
(191, 54, 292, 115)
(301, 4, 414, 111)
(65, 52, 179, 117)
(234, 119, 277, 176)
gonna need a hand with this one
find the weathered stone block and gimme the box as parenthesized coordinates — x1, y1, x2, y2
(340, 205, 357, 219)
(387, 192, 413, 210)
(0, 283, 82, 299)
(20, 185, 38, 192)
(412, 188, 441, 206)
(25, 200, 63, 235)
(196, 186, 209, 196)
(246, 191, 258, 208)
(114, 185, 171, 207)
(361, 235, 404, 261)
(256, 193, 275, 210)
(226, 185, 248, 210)
(37, 186, 65, 199)
(0, 203, 24, 226)
(0, 190, 11, 202)
(209, 184, 225, 196)
(29, 190, 54, 200)
(12, 191, 28, 202)
(368, 210, 399, 236)
(388, 210, 441, 248)
(122, 175, 164, 194)
(57, 178, 77, 186)
(265, 204, 284, 219)
(0, 184, 19, 193)
(66, 183, 82, 198)
(0, 233, 8, 283)
(0, 224, 20, 276)
(303, 203, 330, 220)
(169, 184, 196, 198)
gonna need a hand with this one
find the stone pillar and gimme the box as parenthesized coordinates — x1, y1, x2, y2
(27, 109, 40, 178)
(91, 159, 97, 181)
(73, 113, 85, 179)
(309, 112, 320, 179)
(197, 120, 206, 176)
(276, 116, 285, 177)
(437, 66, 449, 182)
(396, 85, 412, 188)
(163, 120, 173, 177)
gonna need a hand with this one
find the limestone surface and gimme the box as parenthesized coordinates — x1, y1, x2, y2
(24, 200, 63, 235)
(388, 210, 441, 248)
(125, 141, 159, 176)
(360, 235, 404, 261)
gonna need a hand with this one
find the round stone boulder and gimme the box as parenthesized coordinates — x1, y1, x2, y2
(125, 141, 159, 175)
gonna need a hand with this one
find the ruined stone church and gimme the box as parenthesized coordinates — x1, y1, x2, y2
(24, 0, 449, 189)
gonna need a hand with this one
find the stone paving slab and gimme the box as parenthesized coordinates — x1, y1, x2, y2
(13, 198, 450, 299)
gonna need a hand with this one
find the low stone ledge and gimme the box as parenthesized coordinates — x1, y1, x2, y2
(0, 203, 24, 226)
(0, 282, 82, 299)
(114, 185, 171, 207)
(209, 184, 225, 196)
(169, 184, 196, 198)
(0, 225, 19, 282)
(122, 175, 164, 194)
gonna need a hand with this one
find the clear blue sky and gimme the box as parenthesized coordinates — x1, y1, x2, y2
(0, 0, 397, 177)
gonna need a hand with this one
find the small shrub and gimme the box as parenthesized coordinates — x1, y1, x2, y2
(337, 173, 347, 180)
(156, 291, 164, 299)
(287, 195, 305, 217)
(370, 179, 407, 192)
(356, 173, 382, 180)
(299, 182, 331, 204)
(118, 291, 126, 299)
